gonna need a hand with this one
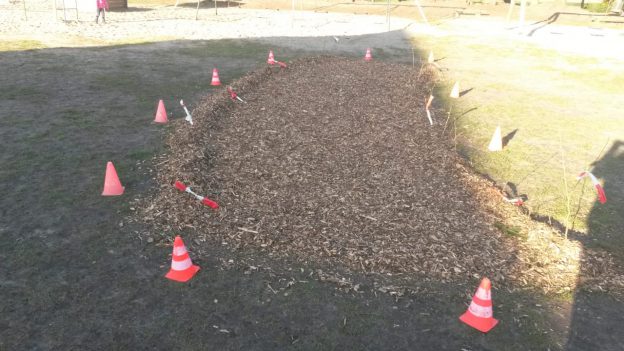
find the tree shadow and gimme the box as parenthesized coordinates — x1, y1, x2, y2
(112, 7, 152, 12)
(565, 140, 624, 350)
(177, 0, 243, 9)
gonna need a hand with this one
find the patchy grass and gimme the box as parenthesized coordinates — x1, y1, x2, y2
(0, 40, 46, 52)
(494, 221, 524, 239)
(176, 39, 266, 58)
(412, 33, 624, 254)
(584, 2, 611, 13)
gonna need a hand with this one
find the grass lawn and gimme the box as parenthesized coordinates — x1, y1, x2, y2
(1, 4, 622, 348)
(413, 32, 623, 246)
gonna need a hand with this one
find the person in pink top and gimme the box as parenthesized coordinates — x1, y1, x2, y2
(95, 0, 109, 24)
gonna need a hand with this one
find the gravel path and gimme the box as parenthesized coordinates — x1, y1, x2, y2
(1, 3, 416, 53)
(2, 0, 622, 59)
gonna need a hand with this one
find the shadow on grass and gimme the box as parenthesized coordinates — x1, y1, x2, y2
(459, 87, 474, 97)
(176, 0, 243, 8)
(565, 140, 624, 350)
(112, 6, 152, 12)
(502, 128, 518, 147)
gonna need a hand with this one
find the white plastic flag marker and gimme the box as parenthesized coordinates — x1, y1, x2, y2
(427, 51, 434, 64)
(450, 81, 460, 99)
(174, 181, 219, 209)
(425, 94, 434, 126)
(503, 196, 524, 206)
(577, 171, 607, 204)
(180, 100, 193, 125)
(427, 51, 441, 69)
(488, 126, 503, 152)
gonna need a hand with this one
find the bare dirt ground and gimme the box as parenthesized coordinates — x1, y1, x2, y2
(1, 1, 623, 350)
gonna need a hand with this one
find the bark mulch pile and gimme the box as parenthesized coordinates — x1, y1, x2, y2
(134, 56, 623, 294)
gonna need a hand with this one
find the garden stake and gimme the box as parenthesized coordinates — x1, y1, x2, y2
(227, 87, 246, 103)
(174, 180, 219, 209)
(180, 99, 193, 125)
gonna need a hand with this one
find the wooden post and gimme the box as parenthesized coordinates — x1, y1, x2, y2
(506, 0, 515, 22)
(387, 0, 390, 31)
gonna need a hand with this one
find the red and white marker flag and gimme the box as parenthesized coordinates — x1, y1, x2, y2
(227, 86, 245, 103)
(577, 171, 607, 204)
(425, 94, 434, 126)
(503, 196, 524, 206)
(180, 99, 193, 125)
(267, 50, 287, 68)
(174, 181, 219, 209)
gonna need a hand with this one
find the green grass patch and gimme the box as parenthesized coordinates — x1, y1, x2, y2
(128, 149, 154, 161)
(0, 40, 46, 52)
(0, 85, 47, 102)
(584, 1, 610, 12)
(494, 221, 524, 238)
(176, 39, 266, 59)
(412, 33, 624, 257)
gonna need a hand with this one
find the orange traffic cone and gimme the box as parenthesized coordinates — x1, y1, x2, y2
(102, 161, 124, 196)
(460, 278, 499, 333)
(488, 126, 503, 151)
(450, 82, 460, 99)
(165, 236, 200, 282)
(211, 68, 221, 86)
(154, 99, 168, 124)
(267, 50, 275, 65)
(364, 48, 372, 62)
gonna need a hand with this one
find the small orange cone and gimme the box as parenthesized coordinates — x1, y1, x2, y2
(267, 50, 275, 65)
(460, 278, 499, 333)
(450, 82, 460, 99)
(488, 126, 503, 151)
(211, 68, 221, 86)
(154, 99, 168, 124)
(165, 236, 200, 282)
(364, 48, 372, 62)
(102, 161, 124, 196)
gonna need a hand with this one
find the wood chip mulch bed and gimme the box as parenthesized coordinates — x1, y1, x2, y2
(135, 56, 623, 294)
